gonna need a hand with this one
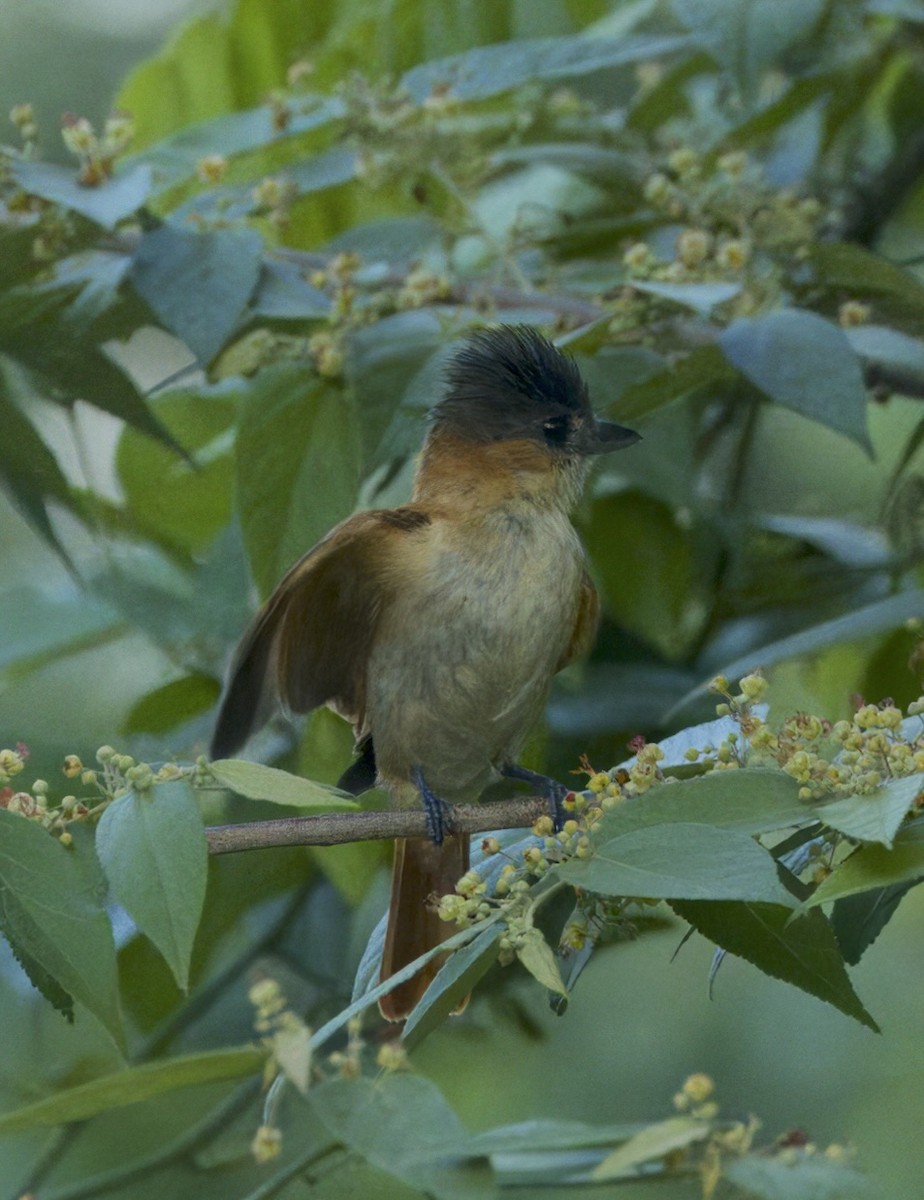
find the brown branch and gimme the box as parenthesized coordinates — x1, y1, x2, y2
(271, 246, 604, 323)
(205, 795, 550, 855)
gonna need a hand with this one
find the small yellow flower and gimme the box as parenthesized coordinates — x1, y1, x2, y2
(376, 1040, 409, 1071)
(9, 102, 35, 127)
(62, 755, 83, 779)
(716, 239, 750, 271)
(196, 154, 228, 184)
(0, 748, 25, 778)
(838, 300, 870, 327)
(643, 172, 671, 205)
(676, 228, 711, 268)
(717, 150, 748, 178)
(682, 1072, 715, 1104)
(61, 114, 96, 157)
(622, 241, 652, 272)
(667, 146, 699, 177)
(251, 1124, 282, 1163)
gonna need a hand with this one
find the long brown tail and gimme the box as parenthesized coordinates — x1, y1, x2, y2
(379, 834, 470, 1022)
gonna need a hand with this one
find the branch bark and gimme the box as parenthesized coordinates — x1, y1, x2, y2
(205, 795, 550, 855)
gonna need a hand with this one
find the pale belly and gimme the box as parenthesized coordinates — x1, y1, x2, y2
(366, 511, 585, 802)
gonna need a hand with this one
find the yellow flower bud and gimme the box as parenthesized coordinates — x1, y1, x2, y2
(682, 1073, 715, 1103)
(676, 229, 711, 268)
(838, 300, 870, 328)
(251, 1124, 282, 1163)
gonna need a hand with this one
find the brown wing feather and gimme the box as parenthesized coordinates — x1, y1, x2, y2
(556, 569, 600, 673)
(210, 507, 429, 759)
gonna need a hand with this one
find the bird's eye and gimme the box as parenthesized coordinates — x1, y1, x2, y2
(542, 415, 570, 445)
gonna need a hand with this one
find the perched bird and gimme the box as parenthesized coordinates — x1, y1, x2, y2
(211, 325, 639, 1020)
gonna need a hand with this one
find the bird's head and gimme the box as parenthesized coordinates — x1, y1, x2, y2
(430, 325, 640, 464)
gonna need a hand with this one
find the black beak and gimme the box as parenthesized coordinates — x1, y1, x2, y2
(582, 419, 641, 456)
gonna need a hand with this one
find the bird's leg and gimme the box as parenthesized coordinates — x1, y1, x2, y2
(412, 766, 453, 845)
(500, 763, 570, 831)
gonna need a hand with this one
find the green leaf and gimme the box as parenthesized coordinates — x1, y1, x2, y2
(808, 243, 924, 324)
(128, 99, 345, 192)
(115, 13, 241, 147)
(0, 1046, 264, 1133)
(401, 33, 691, 101)
(0, 223, 42, 291)
(615, 344, 736, 421)
(130, 223, 263, 364)
(345, 311, 447, 468)
(402, 925, 502, 1051)
(718, 309, 870, 450)
(95, 781, 208, 991)
(472, 1118, 649, 1155)
(40, 249, 131, 331)
(0, 290, 177, 449)
(252, 260, 331, 320)
(235, 367, 361, 596)
(0, 365, 75, 558)
(671, 898, 879, 1030)
(582, 491, 716, 660)
(721, 63, 853, 147)
(208, 759, 358, 809)
(516, 927, 568, 997)
(594, 768, 810, 839)
(724, 1153, 871, 1199)
(592, 1116, 710, 1181)
(670, 589, 924, 718)
(632, 280, 741, 314)
(309, 1075, 488, 1200)
(490, 142, 636, 184)
(671, 0, 825, 98)
(831, 880, 921, 966)
(555, 823, 795, 905)
(806, 820, 924, 908)
(0, 809, 123, 1047)
(845, 324, 924, 376)
(3, 929, 75, 1022)
(0, 585, 122, 679)
(116, 384, 237, 554)
(123, 674, 221, 735)
(10, 161, 152, 229)
(816, 776, 922, 847)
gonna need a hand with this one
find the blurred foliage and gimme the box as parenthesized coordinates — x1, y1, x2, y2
(4, 0, 924, 1195)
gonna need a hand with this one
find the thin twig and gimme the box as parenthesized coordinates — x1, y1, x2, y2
(206, 795, 551, 855)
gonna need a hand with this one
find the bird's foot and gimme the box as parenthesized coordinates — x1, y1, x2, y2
(412, 766, 453, 845)
(501, 763, 570, 831)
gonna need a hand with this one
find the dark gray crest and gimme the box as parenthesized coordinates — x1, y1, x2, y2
(433, 325, 592, 443)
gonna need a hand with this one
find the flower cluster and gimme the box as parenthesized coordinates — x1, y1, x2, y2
(9, 102, 38, 147)
(663, 1073, 853, 1198)
(0, 743, 190, 844)
(247, 974, 408, 1162)
(60, 111, 134, 186)
(618, 145, 828, 327)
(705, 674, 924, 803)
(434, 673, 924, 969)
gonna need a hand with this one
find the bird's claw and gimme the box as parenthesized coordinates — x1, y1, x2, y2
(413, 766, 453, 845)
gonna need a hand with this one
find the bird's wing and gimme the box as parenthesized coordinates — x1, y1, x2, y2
(556, 568, 600, 673)
(210, 507, 431, 758)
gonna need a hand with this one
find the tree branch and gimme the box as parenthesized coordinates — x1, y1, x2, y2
(205, 795, 550, 855)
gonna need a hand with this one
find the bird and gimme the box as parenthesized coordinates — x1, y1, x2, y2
(211, 324, 640, 1020)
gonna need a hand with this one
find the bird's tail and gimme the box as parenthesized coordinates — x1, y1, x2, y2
(379, 834, 470, 1022)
